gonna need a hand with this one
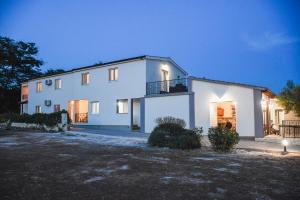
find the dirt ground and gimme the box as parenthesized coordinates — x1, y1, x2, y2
(0, 130, 300, 200)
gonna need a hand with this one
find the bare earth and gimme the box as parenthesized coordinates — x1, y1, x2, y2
(0, 130, 300, 200)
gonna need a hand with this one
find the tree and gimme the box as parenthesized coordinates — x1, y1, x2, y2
(0, 36, 43, 89)
(0, 36, 43, 113)
(277, 80, 300, 117)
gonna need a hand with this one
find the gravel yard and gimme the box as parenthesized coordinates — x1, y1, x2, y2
(0, 130, 300, 200)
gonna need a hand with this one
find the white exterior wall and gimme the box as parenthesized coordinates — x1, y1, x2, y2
(145, 94, 190, 133)
(28, 60, 147, 126)
(146, 59, 186, 82)
(192, 80, 256, 137)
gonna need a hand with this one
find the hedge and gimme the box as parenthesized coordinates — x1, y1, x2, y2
(0, 110, 69, 127)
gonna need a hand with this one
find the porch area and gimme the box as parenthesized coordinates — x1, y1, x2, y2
(68, 100, 88, 124)
(261, 92, 300, 138)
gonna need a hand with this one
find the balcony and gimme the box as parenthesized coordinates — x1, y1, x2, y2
(146, 78, 189, 95)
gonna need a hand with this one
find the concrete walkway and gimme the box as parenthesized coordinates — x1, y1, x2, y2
(202, 136, 300, 153)
(69, 127, 150, 139)
(69, 128, 300, 153)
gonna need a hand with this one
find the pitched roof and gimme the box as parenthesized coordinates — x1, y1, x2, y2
(189, 76, 271, 92)
(26, 55, 187, 82)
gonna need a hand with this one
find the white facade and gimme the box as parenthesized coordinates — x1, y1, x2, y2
(22, 56, 187, 131)
(191, 79, 256, 137)
(145, 94, 190, 133)
(21, 55, 277, 138)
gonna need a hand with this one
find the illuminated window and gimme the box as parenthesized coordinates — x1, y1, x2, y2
(21, 85, 28, 100)
(91, 101, 100, 114)
(109, 68, 118, 81)
(36, 82, 42, 93)
(55, 79, 61, 89)
(275, 109, 283, 124)
(81, 73, 90, 85)
(54, 104, 60, 112)
(35, 105, 41, 113)
(117, 99, 128, 114)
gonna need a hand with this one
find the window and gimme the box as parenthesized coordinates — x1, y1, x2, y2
(81, 73, 90, 85)
(117, 99, 128, 114)
(35, 105, 41, 113)
(21, 85, 28, 100)
(55, 79, 62, 89)
(54, 104, 61, 112)
(91, 101, 100, 114)
(36, 82, 42, 93)
(275, 109, 283, 124)
(109, 68, 118, 81)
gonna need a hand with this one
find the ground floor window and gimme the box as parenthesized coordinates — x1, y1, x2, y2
(68, 100, 89, 123)
(275, 109, 284, 124)
(210, 101, 236, 130)
(117, 99, 128, 114)
(91, 101, 100, 114)
(54, 104, 60, 112)
(35, 105, 41, 113)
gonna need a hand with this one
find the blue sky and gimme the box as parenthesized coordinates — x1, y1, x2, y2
(0, 0, 299, 93)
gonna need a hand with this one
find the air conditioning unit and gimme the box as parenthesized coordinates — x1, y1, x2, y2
(44, 100, 51, 107)
(45, 79, 52, 86)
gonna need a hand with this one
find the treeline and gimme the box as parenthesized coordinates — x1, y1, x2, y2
(0, 36, 65, 113)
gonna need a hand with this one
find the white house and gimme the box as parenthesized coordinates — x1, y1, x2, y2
(20, 55, 293, 138)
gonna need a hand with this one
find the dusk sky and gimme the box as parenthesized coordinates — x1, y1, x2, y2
(0, 0, 299, 93)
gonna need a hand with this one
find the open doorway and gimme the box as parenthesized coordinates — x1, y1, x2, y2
(68, 100, 89, 124)
(131, 98, 141, 131)
(210, 101, 237, 130)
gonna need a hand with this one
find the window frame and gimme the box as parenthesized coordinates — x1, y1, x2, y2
(91, 101, 100, 114)
(162, 69, 169, 81)
(55, 79, 62, 89)
(35, 105, 41, 113)
(116, 99, 128, 114)
(36, 82, 42, 93)
(81, 72, 90, 85)
(109, 67, 118, 81)
(54, 104, 61, 112)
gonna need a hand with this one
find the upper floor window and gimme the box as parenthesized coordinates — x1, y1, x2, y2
(117, 99, 128, 114)
(55, 79, 62, 89)
(109, 68, 118, 81)
(81, 72, 90, 85)
(35, 105, 41, 113)
(36, 82, 42, 93)
(91, 101, 100, 114)
(54, 104, 61, 112)
(21, 85, 28, 100)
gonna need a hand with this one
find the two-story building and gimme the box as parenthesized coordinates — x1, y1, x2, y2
(21, 55, 293, 138)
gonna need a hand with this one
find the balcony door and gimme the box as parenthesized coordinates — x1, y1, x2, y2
(161, 70, 169, 92)
(68, 100, 89, 123)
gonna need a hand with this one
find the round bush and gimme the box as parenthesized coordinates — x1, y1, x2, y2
(208, 126, 239, 152)
(148, 117, 202, 150)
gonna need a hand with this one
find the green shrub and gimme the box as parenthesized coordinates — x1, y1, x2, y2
(0, 114, 8, 123)
(148, 117, 202, 150)
(208, 125, 240, 152)
(0, 110, 69, 128)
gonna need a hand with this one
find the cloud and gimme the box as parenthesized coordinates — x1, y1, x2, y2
(242, 32, 298, 51)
